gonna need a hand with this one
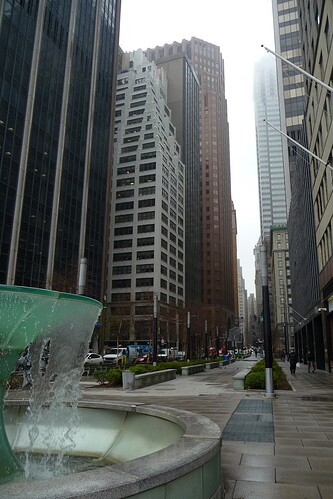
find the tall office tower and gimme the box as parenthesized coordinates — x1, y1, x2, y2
(146, 38, 236, 341)
(231, 203, 239, 324)
(254, 56, 288, 241)
(247, 293, 257, 348)
(271, 0, 320, 360)
(272, 0, 304, 190)
(106, 51, 185, 345)
(270, 224, 293, 353)
(295, 1, 333, 370)
(237, 260, 247, 348)
(253, 241, 263, 342)
(143, 49, 201, 306)
(0, 1, 121, 299)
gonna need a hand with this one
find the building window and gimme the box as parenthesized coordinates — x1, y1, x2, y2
(138, 224, 155, 233)
(113, 252, 132, 261)
(112, 279, 131, 288)
(139, 186, 155, 196)
(115, 213, 133, 223)
(138, 211, 155, 221)
(117, 177, 135, 187)
(161, 265, 168, 276)
(112, 266, 132, 275)
(136, 263, 154, 273)
(114, 239, 133, 248)
(137, 250, 154, 260)
(138, 198, 155, 208)
(135, 291, 153, 301)
(115, 201, 134, 211)
(139, 162, 156, 171)
(111, 293, 131, 302)
(116, 189, 134, 199)
(119, 155, 136, 163)
(136, 277, 154, 287)
(141, 151, 156, 160)
(137, 237, 154, 246)
(117, 165, 135, 175)
(161, 279, 167, 289)
(139, 174, 156, 183)
(114, 226, 133, 235)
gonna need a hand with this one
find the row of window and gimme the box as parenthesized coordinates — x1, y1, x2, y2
(111, 278, 183, 295)
(112, 263, 183, 282)
(113, 250, 154, 261)
(110, 292, 184, 307)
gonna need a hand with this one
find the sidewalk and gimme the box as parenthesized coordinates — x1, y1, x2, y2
(81, 356, 333, 499)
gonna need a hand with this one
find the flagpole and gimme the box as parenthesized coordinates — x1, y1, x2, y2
(264, 119, 333, 171)
(261, 45, 333, 94)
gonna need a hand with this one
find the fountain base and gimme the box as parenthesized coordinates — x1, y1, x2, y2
(2, 399, 223, 499)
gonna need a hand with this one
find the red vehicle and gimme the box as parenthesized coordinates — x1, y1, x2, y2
(208, 347, 217, 358)
(133, 346, 153, 364)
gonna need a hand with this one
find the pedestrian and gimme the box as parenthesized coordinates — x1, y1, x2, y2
(307, 351, 316, 373)
(121, 349, 127, 369)
(281, 350, 285, 361)
(288, 348, 297, 375)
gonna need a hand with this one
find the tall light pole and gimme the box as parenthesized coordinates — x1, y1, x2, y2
(260, 243, 274, 397)
(186, 312, 191, 360)
(153, 294, 158, 366)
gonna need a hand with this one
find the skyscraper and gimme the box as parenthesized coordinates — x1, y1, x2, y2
(294, 1, 333, 370)
(254, 56, 291, 349)
(0, 0, 121, 299)
(146, 38, 236, 340)
(144, 49, 201, 306)
(271, 0, 320, 352)
(105, 51, 185, 345)
(254, 56, 288, 241)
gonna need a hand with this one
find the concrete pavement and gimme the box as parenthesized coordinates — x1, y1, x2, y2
(81, 355, 333, 498)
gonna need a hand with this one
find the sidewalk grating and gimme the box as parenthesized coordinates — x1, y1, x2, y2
(222, 398, 275, 443)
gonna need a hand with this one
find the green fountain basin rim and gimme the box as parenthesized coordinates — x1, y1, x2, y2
(0, 285, 102, 309)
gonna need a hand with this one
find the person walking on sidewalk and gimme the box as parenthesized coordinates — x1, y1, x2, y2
(307, 351, 316, 373)
(288, 348, 297, 375)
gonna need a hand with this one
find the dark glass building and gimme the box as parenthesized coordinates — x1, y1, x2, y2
(0, 0, 121, 299)
(144, 50, 202, 306)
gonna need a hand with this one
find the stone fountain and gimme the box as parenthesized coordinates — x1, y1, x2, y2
(0, 285, 223, 498)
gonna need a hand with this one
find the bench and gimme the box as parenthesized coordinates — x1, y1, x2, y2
(181, 364, 205, 376)
(205, 361, 220, 370)
(232, 368, 251, 390)
(134, 369, 177, 389)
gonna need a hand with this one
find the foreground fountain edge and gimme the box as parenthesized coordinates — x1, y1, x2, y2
(3, 399, 223, 499)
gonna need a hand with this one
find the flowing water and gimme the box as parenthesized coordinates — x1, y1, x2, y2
(0, 287, 102, 482)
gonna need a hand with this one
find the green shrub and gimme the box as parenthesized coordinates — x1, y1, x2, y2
(244, 371, 265, 389)
(244, 359, 291, 390)
(94, 367, 122, 386)
(129, 365, 151, 375)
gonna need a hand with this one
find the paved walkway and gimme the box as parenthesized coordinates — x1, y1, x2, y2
(80, 355, 333, 499)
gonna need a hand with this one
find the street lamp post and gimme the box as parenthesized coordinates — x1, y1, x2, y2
(186, 312, 191, 360)
(260, 243, 275, 397)
(153, 294, 158, 366)
(204, 320, 208, 359)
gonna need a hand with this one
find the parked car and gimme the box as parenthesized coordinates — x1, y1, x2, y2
(133, 354, 149, 364)
(103, 348, 124, 365)
(84, 353, 104, 366)
(158, 349, 168, 361)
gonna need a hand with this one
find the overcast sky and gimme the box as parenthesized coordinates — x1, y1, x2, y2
(118, 0, 276, 294)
